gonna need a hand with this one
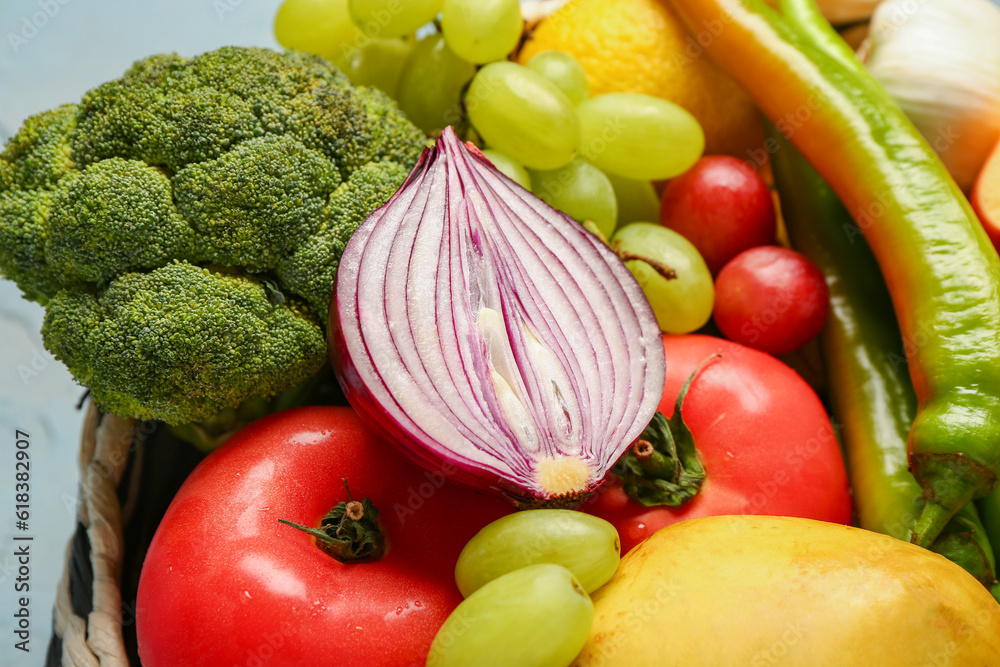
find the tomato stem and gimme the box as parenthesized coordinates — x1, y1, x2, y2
(630, 439, 679, 480)
(613, 355, 718, 507)
(278, 479, 387, 563)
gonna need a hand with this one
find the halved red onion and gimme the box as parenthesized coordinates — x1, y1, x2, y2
(330, 128, 665, 507)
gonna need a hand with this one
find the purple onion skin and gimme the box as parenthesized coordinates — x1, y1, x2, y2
(330, 128, 666, 508)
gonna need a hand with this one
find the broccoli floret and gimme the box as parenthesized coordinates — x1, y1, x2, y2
(0, 105, 77, 191)
(0, 191, 63, 302)
(72, 52, 264, 171)
(0, 46, 424, 430)
(277, 160, 411, 320)
(48, 158, 198, 284)
(43, 262, 326, 424)
(173, 135, 340, 272)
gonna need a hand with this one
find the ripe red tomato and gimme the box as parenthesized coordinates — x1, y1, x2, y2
(659, 155, 776, 275)
(136, 406, 510, 667)
(714, 245, 829, 355)
(584, 334, 851, 553)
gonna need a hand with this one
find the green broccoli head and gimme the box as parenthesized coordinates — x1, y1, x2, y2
(0, 46, 426, 425)
(276, 160, 412, 321)
(44, 262, 327, 424)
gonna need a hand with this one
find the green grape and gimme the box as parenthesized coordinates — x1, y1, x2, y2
(397, 34, 476, 135)
(455, 510, 620, 597)
(338, 37, 412, 97)
(427, 564, 593, 667)
(273, 0, 362, 64)
(525, 50, 589, 106)
(530, 160, 617, 240)
(481, 149, 532, 191)
(441, 0, 523, 64)
(611, 223, 714, 333)
(348, 0, 442, 39)
(466, 62, 579, 170)
(605, 172, 661, 227)
(577, 93, 705, 181)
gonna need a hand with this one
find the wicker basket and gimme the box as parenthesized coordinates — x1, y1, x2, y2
(47, 402, 205, 666)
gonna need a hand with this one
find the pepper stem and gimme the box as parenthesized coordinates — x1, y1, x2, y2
(909, 453, 995, 547)
(278, 479, 387, 563)
(911, 498, 976, 549)
(613, 355, 718, 507)
(929, 529, 995, 588)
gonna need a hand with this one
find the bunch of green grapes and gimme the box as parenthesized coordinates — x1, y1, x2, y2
(274, 0, 714, 334)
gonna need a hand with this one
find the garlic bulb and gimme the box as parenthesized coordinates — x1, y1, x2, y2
(816, 0, 880, 25)
(863, 0, 1000, 191)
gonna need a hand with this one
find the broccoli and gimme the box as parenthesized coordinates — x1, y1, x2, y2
(0, 46, 425, 437)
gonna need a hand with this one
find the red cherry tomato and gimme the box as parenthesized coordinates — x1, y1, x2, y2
(713, 246, 829, 355)
(584, 334, 851, 553)
(136, 406, 510, 667)
(659, 155, 776, 275)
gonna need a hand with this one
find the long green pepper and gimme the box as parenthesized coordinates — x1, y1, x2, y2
(773, 128, 996, 587)
(669, 0, 1000, 547)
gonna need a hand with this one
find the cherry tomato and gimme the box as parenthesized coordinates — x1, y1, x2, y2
(659, 155, 776, 275)
(584, 334, 851, 553)
(136, 406, 510, 667)
(713, 245, 829, 355)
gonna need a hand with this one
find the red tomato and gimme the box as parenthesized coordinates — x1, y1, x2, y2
(713, 246, 829, 355)
(659, 155, 776, 275)
(584, 334, 851, 553)
(136, 406, 510, 667)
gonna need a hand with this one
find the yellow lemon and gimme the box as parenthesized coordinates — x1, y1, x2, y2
(519, 0, 765, 159)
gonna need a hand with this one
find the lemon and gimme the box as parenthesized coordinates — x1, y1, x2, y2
(519, 0, 764, 159)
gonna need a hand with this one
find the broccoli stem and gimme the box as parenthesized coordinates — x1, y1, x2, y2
(168, 365, 341, 452)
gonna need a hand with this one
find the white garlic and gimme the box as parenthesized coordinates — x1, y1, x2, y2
(863, 0, 1000, 191)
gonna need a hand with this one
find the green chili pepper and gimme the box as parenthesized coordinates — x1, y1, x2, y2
(773, 127, 996, 587)
(668, 0, 1000, 548)
(978, 487, 1000, 600)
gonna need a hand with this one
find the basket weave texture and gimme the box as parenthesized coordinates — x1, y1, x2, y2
(47, 402, 205, 666)
(49, 403, 135, 666)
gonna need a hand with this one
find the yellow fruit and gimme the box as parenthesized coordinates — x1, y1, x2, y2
(574, 515, 1000, 666)
(518, 0, 764, 159)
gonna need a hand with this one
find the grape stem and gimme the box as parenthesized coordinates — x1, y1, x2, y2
(615, 249, 678, 281)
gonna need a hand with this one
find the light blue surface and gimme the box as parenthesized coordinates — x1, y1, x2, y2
(0, 2, 281, 664)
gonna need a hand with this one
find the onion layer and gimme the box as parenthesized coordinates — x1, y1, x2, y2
(330, 128, 665, 506)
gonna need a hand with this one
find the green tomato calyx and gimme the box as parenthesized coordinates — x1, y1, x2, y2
(613, 355, 716, 507)
(278, 479, 387, 563)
